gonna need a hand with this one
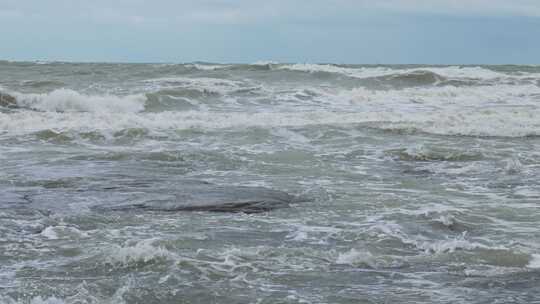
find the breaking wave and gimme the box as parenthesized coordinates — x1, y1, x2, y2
(103, 239, 178, 266)
(277, 64, 540, 81)
(1, 106, 540, 138)
(529, 254, 540, 269)
(7, 89, 146, 113)
(386, 145, 484, 162)
(1, 66, 540, 138)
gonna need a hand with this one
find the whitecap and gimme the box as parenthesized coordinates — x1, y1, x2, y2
(141, 77, 245, 95)
(30, 297, 65, 304)
(1, 106, 540, 138)
(187, 63, 231, 71)
(11, 89, 146, 113)
(336, 248, 377, 268)
(40, 226, 59, 240)
(505, 157, 523, 174)
(278, 64, 539, 81)
(528, 254, 540, 269)
(104, 238, 177, 265)
(40, 225, 89, 240)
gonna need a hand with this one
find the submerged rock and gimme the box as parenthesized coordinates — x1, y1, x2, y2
(97, 184, 302, 214)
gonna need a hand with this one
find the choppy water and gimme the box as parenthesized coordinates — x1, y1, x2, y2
(1, 61, 540, 303)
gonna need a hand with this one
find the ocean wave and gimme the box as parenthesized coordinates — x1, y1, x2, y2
(385, 145, 484, 162)
(278, 63, 400, 78)
(414, 236, 488, 254)
(103, 238, 178, 266)
(369, 223, 540, 269)
(528, 254, 540, 269)
(19, 80, 66, 88)
(40, 225, 88, 240)
(381, 70, 446, 86)
(2, 81, 540, 137)
(373, 222, 465, 252)
(7, 89, 146, 113)
(335, 248, 403, 268)
(187, 63, 232, 71)
(4, 78, 538, 116)
(1, 106, 540, 138)
(0, 296, 66, 304)
(311, 84, 540, 109)
(505, 157, 524, 175)
(141, 77, 250, 95)
(277, 64, 540, 82)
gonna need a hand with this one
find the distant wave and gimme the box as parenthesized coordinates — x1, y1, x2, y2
(385, 146, 484, 162)
(186, 63, 232, 71)
(377, 70, 446, 86)
(276, 64, 540, 82)
(141, 77, 248, 95)
(19, 80, 66, 88)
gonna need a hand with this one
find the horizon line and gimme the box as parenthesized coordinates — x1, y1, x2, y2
(1, 59, 539, 67)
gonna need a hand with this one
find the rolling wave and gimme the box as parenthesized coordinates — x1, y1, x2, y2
(1, 78, 540, 137)
(276, 64, 512, 79)
(3, 89, 145, 113)
(1, 106, 540, 138)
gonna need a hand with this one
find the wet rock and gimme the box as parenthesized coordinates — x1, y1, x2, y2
(0, 91, 17, 108)
(98, 184, 303, 214)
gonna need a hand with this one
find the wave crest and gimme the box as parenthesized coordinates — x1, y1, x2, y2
(10, 89, 146, 113)
(386, 145, 484, 162)
(104, 239, 177, 266)
(2, 107, 540, 138)
(277, 64, 540, 82)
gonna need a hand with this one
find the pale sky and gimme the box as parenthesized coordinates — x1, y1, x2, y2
(0, 0, 539, 64)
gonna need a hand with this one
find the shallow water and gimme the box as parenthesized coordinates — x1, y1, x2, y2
(1, 61, 540, 303)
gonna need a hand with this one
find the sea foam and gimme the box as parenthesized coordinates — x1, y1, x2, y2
(11, 89, 146, 113)
(278, 64, 540, 80)
(1, 105, 540, 138)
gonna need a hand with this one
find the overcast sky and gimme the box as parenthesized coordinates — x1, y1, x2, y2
(0, 0, 539, 64)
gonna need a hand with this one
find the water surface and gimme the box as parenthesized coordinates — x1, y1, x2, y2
(1, 61, 540, 303)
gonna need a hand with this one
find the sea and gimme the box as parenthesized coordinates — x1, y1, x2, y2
(1, 61, 540, 303)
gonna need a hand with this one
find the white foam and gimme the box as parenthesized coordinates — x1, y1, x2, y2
(188, 64, 231, 71)
(40, 225, 88, 240)
(372, 223, 493, 254)
(279, 64, 397, 79)
(142, 77, 246, 95)
(3, 81, 540, 137)
(2, 105, 539, 138)
(527, 254, 540, 269)
(40, 226, 59, 240)
(437, 214, 456, 227)
(279, 64, 538, 80)
(505, 157, 523, 174)
(336, 248, 377, 268)
(0, 295, 61, 304)
(336, 248, 403, 269)
(332, 84, 540, 108)
(252, 60, 279, 65)
(30, 297, 65, 304)
(285, 224, 342, 243)
(105, 239, 177, 265)
(11, 89, 145, 113)
(416, 237, 484, 254)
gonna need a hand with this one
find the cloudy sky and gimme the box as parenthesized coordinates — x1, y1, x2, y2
(0, 0, 539, 64)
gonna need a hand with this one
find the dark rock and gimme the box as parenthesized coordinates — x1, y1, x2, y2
(97, 185, 304, 214)
(0, 92, 17, 108)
